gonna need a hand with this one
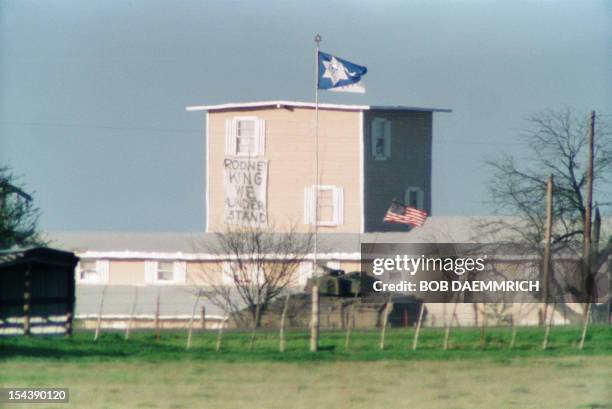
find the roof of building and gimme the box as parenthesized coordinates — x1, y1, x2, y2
(47, 216, 611, 260)
(75, 285, 228, 318)
(185, 100, 452, 113)
(47, 217, 527, 259)
(0, 247, 78, 269)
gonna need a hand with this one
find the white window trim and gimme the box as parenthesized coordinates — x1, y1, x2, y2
(225, 116, 266, 157)
(150, 261, 186, 285)
(404, 186, 424, 210)
(371, 117, 391, 161)
(76, 260, 98, 284)
(304, 185, 344, 227)
(77, 259, 109, 284)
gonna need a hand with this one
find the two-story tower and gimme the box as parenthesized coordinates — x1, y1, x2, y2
(186, 101, 450, 233)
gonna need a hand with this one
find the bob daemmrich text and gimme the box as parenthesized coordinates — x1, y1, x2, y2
(372, 278, 540, 293)
(365, 253, 541, 302)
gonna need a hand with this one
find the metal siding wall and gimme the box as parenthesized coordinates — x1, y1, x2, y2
(363, 110, 433, 232)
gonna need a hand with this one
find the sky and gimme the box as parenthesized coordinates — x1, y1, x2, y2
(0, 0, 610, 232)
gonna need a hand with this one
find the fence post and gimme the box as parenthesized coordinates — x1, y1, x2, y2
(479, 309, 487, 349)
(510, 304, 524, 349)
(379, 294, 393, 350)
(201, 306, 206, 329)
(94, 285, 107, 341)
(344, 293, 358, 351)
(155, 289, 161, 341)
(443, 323, 451, 351)
(579, 303, 591, 350)
(279, 294, 291, 352)
(249, 302, 261, 352)
(542, 303, 555, 350)
(216, 313, 226, 352)
(509, 315, 517, 349)
(412, 303, 425, 351)
(125, 286, 138, 340)
(23, 263, 31, 336)
(310, 285, 319, 352)
(186, 290, 202, 350)
(442, 304, 455, 351)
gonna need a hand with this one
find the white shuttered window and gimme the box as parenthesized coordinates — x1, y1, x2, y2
(96, 260, 110, 283)
(145, 261, 187, 284)
(304, 185, 344, 226)
(225, 117, 265, 157)
(77, 259, 108, 284)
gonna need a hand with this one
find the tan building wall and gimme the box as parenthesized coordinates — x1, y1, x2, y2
(94, 258, 355, 287)
(186, 260, 223, 286)
(109, 260, 145, 285)
(207, 107, 362, 233)
(183, 258, 361, 288)
(339, 261, 362, 272)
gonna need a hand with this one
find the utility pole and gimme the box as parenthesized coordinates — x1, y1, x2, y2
(541, 175, 554, 348)
(542, 175, 553, 323)
(583, 111, 595, 301)
(310, 284, 319, 352)
(579, 111, 595, 350)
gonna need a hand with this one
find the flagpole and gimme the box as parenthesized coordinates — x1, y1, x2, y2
(314, 33, 321, 275)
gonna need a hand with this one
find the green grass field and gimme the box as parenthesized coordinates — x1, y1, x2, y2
(1, 325, 610, 362)
(1, 326, 611, 408)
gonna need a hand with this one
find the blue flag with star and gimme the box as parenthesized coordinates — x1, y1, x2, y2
(318, 51, 367, 93)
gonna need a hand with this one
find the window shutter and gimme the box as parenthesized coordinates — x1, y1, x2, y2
(144, 261, 157, 284)
(384, 120, 392, 159)
(221, 262, 233, 285)
(174, 261, 187, 284)
(371, 120, 378, 159)
(304, 186, 313, 224)
(76, 263, 83, 281)
(335, 187, 344, 225)
(96, 260, 110, 283)
(225, 119, 237, 156)
(256, 119, 266, 156)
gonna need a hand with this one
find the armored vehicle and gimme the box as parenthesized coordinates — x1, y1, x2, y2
(304, 266, 376, 297)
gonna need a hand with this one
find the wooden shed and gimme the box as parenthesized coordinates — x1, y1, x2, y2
(0, 247, 78, 336)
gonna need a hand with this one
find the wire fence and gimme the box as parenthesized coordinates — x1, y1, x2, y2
(69, 285, 611, 352)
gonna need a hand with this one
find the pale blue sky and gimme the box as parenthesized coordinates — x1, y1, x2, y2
(0, 0, 610, 231)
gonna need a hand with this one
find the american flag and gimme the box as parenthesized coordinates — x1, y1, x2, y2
(383, 202, 428, 227)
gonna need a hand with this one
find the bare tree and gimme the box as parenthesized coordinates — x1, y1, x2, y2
(482, 109, 612, 318)
(0, 165, 43, 249)
(194, 222, 313, 329)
